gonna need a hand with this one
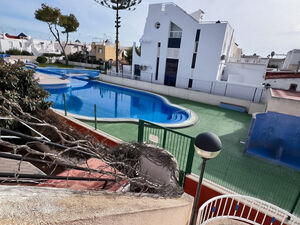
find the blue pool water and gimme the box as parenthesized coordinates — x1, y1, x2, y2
(41, 68, 190, 124)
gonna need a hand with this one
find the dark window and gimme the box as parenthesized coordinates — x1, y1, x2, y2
(158, 42, 161, 47)
(195, 29, 200, 41)
(289, 83, 297, 91)
(164, 58, 178, 87)
(191, 53, 197, 69)
(188, 79, 193, 88)
(155, 57, 159, 80)
(155, 22, 160, 29)
(134, 64, 141, 76)
(168, 38, 181, 48)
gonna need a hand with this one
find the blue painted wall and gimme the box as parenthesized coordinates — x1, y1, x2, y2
(245, 111, 300, 171)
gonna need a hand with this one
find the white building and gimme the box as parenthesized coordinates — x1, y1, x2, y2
(223, 57, 268, 86)
(0, 33, 60, 56)
(130, 3, 267, 103)
(54, 41, 91, 56)
(265, 72, 300, 92)
(132, 3, 234, 88)
(282, 49, 300, 71)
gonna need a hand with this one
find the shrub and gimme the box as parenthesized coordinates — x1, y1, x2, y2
(36, 56, 47, 63)
(0, 62, 52, 114)
(6, 48, 22, 55)
(21, 50, 33, 56)
(43, 53, 62, 57)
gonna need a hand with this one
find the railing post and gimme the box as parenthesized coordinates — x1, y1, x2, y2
(94, 104, 97, 130)
(162, 129, 167, 148)
(185, 137, 195, 175)
(290, 191, 300, 216)
(63, 93, 67, 116)
(137, 120, 144, 143)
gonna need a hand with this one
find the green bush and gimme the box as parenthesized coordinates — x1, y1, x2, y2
(0, 62, 52, 113)
(36, 56, 47, 64)
(6, 48, 22, 55)
(21, 50, 33, 56)
(43, 53, 62, 57)
(5, 49, 33, 56)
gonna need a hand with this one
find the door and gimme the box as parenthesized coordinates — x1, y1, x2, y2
(164, 58, 178, 87)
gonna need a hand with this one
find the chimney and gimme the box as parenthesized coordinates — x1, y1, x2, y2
(190, 9, 205, 23)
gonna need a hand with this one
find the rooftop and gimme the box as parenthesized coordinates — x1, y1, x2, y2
(265, 71, 300, 79)
(271, 88, 300, 101)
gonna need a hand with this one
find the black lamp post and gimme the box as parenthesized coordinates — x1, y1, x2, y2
(189, 132, 222, 225)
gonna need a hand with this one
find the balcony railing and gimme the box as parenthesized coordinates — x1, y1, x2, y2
(197, 194, 300, 225)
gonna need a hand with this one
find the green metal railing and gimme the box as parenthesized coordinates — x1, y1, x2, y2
(137, 120, 195, 186)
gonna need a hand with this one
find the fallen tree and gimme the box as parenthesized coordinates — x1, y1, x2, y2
(0, 62, 183, 197)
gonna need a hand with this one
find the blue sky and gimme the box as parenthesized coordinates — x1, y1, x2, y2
(0, 0, 300, 56)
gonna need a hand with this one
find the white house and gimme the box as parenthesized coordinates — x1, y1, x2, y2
(132, 3, 234, 88)
(264, 71, 300, 92)
(282, 49, 300, 71)
(130, 3, 267, 103)
(0, 33, 60, 56)
(223, 57, 268, 86)
(54, 41, 91, 56)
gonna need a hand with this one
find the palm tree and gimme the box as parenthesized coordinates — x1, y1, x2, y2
(94, 0, 142, 73)
(271, 51, 275, 58)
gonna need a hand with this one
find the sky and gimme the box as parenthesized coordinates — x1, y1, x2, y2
(0, 0, 300, 57)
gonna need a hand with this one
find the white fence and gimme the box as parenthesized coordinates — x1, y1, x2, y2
(99, 74, 266, 114)
(197, 194, 300, 225)
(105, 71, 267, 104)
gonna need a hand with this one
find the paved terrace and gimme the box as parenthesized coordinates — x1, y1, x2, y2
(83, 95, 300, 216)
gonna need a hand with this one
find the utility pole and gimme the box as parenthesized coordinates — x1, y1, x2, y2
(115, 1, 120, 73)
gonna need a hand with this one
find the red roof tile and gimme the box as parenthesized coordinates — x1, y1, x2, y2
(265, 72, 300, 79)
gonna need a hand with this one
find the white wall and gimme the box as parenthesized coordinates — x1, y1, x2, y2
(0, 36, 59, 56)
(224, 62, 266, 86)
(283, 49, 300, 70)
(266, 78, 300, 91)
(0, 38, 29, 53)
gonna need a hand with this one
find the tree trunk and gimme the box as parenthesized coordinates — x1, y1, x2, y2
(61, 49, 68, 65)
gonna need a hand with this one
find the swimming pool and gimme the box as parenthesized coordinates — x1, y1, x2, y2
(39, 67, 196, 127)
(36, 67, 100, 79)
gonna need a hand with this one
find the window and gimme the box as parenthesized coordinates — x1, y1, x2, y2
(168, 22, 182, 48)
(188, 79, 193, 88)
(195, 29, 200, 42)
(169, 22, 182, 38)
(155, 57, 159, 80)
(289, 84, 297, 91)
(191, 53, 197, 69)
(98, 48, 103, 54)
(191, 30, 200, 68)
(155, 22, 160, 29)
(168, 38, 181, 48)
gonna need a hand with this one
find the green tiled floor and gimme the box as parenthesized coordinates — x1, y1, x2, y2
(84, 96, 300, 216)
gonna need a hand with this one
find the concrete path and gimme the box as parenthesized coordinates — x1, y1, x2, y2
(34, 72, 70, 86)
